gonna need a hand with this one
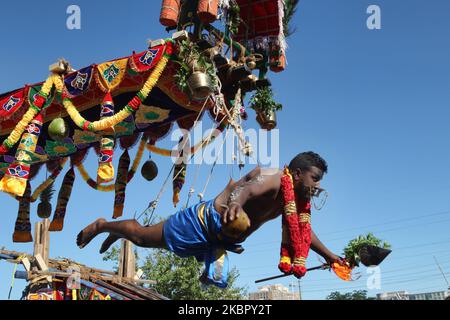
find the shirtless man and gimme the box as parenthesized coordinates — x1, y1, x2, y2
(77, 152, 342, 286)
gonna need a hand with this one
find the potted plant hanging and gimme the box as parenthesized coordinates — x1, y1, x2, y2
(175, 39, 218, 101)
(249, 87, 283, 131)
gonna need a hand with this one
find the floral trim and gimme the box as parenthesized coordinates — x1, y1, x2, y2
(0, 75, 57, 154)
(55, 41, 173, 133)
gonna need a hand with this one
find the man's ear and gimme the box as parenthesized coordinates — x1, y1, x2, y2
(292, 168, 302, 182)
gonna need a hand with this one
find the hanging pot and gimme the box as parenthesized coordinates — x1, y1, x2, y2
(48, 118, 69, 141)
(187, 71, 212, 100)
(141, 160, 159, 181)
(160, 0, 181, 27)
(256, 109, 277, 131)
(197, 0, 219, 24)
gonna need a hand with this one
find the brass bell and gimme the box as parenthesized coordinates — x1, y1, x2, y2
(187, 71, 212, 100)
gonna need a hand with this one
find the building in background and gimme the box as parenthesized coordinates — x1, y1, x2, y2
(377, 289, 450, 300)
(249, 284, 300, 300)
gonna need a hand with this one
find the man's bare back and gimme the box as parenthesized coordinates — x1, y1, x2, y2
(213, 167, 284, 242)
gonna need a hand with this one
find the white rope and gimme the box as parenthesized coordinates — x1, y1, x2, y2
(137, 95, 212, 223)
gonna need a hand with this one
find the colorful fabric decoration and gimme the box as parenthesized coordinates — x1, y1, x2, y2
(73, 130, 101, 146)
(113, 149, 130, 219)
(0, 74, 56, 155)
(0, 114, 44, 197)
(13, 182, 33, 243)
(114, 120, 135, 138)
(77, 136, 146, 192)
(64, 66, 93, 97)
(0, 88, 26, 120)
(173, 152, 187, 207)
(58, 41, 173, 133)
(49, 167, 76, 232)
(278, 167, 312, 278)
(130, 47, 164, 73)
(45, 140, 77, 157)
(95, 59, 129, 93)
(135, 104, 171, 125)
(97, 93, 116, 184)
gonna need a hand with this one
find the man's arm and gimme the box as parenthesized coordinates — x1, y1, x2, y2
(311, 230, 343, 264)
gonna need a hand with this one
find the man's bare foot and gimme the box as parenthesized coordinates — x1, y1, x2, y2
(77, 218, 106, 249)
(99, 233, 120, 254)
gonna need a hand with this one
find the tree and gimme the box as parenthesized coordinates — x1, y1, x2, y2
(326, 290, 375, 300)
(103, 246, 247, 300)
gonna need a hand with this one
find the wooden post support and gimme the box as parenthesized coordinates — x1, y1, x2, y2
(118, 240, 135, 281)
(33, 219, 50, 265)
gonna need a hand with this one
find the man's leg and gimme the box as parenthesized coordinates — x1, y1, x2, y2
(77, 219, 166, 252)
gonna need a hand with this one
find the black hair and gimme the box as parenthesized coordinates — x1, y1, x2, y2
(289, 152, 328, 174)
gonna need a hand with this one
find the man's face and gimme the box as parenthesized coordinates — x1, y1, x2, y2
(292, 166, 324, 200)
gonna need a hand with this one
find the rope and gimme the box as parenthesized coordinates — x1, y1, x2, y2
(136, 94, 213, 223)
(8, 255, 26, 300)
(198, 127, 231, 202)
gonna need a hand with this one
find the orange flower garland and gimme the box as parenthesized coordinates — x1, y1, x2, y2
(278, 167, 312, 278)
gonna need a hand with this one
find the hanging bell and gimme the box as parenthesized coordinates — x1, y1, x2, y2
(48, 118, 69, 141)
(187, 71, 212, 100)
(141, 160, 159, 181)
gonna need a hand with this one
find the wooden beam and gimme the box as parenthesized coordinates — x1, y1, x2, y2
(118, 240, 135, 280)
(33, 219, 50, 264)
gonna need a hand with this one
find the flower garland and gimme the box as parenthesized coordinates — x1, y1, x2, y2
(0, 74, 57, 154)
(76, 136, 146, 192)
(56, 41, 174, 132)
(278, 167, 312, 278)
(146, 122, 227, 157)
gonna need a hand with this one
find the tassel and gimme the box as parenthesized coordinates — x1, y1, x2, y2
(113, 149, 130, 219)
(173, 162, 186, 208)
(49, 167, 76, 232)
(97, 93, 115, 184)
(0, 114, 43, 197)
(13, 182, 33, 243)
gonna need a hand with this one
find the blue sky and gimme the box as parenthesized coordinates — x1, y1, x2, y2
(1, 0, 450, 300)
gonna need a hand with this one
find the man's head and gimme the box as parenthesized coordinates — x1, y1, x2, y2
(289, 152, 328, 200)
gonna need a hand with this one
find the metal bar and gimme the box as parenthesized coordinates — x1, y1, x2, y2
(255, 265, 328, 284)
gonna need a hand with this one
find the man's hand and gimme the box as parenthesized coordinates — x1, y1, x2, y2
(221, 202, 242, 225)
(325, 253, 346, 266)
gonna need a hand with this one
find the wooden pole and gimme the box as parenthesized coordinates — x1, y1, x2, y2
(118, 240, 135, 280)
(33, 219, 50, 265)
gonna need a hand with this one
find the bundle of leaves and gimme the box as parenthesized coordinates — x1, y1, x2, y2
(227, 1, 241, 35)
(283, 0, 300, 37)
(249, 87, 283, 114)
(174, 39, 218, 95)
(343, 233, 391, 267)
